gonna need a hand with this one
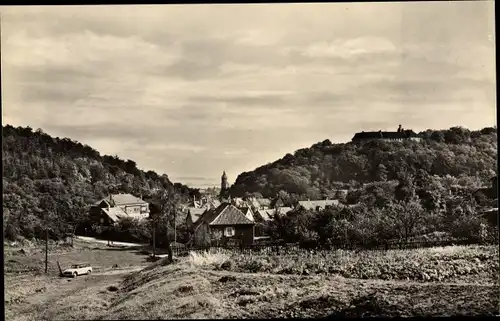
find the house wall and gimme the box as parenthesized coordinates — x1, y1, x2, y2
(89, 207, 115, 226)
(209, 225, 255, 246)
(120, 204, 149, 215)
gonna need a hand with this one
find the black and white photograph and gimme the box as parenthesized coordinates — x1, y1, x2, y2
(2, 2, 498, 319)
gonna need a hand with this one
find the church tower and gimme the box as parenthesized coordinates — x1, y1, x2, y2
(220, 171, 229, 200)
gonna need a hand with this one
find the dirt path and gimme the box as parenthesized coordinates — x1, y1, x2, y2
(75, 236, 146, 247)
(5, 266, 145, 321)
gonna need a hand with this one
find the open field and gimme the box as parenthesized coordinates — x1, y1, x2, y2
(4, 242, 500, 320)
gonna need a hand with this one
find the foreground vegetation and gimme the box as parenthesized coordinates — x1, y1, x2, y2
(5, 242, 499, 320)
(214, 245, 499, 284)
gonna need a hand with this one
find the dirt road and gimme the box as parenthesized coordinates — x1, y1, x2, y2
(5, 266, 144, 321)
(75, 235, 147, 247)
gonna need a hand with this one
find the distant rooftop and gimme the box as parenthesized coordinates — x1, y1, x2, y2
(352, 125, 420, 141)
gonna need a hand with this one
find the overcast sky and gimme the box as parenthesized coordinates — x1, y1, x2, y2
(1, 2, 496, 188)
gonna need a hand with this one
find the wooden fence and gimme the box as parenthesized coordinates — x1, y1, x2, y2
(172, 238, 491, 257)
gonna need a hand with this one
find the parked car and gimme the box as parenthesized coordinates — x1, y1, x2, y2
(62, 263, 92, 277)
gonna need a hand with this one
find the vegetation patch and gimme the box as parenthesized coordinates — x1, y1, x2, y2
(224, 245, 499, 283)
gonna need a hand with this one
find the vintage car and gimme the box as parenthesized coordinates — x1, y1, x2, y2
(62, 263, 93, 277)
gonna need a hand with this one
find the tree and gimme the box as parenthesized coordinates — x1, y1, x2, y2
(385, 198, 426, 242)
(145, 185, 181, 263)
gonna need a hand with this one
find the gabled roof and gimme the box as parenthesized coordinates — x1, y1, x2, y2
(298, 200, 339, 210)
(188, 207, 206, 224)
(94, 193, 148, 207)
(102, 207, 128, 222)
(239, 207, 255, 222)
(277, 207, 293, 215)
(195, 203, 254, 229)
(211, 204, 254, 225)
(255, 209, 275, 221)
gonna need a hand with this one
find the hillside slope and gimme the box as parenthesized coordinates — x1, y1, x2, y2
(230, 126, 497, 199)
(2, 125, 194, 241)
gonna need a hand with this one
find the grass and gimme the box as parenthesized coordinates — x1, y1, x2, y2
(4, 239, 151, 276)
(188, 250, 230, 268)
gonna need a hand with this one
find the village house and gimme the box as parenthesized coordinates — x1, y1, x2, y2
(296, 199, 339, 211)
(191, 203, 255, 246)
(473, 176, 498, 206)
(246, 197, 272, 211)
(90, 193, 150, 226)
(254, 206, 293, 222)
(352, 125, 421, 142)
(471, 176, 498, 226)
(182, 190, 225, 232)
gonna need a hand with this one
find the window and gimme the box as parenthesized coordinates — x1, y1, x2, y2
(100, 218, 104, 224)
(224, 227, 235, 237)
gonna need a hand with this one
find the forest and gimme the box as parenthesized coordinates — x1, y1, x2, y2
(231, 126, 497, 201)
(2, 125, 197, 243)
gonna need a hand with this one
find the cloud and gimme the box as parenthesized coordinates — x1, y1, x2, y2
(301, 37, 398, 59)
(1, 3, 495, 187)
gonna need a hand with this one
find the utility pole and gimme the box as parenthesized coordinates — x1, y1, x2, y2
(152, 219, 156, 257)
(45, 227, 48, 274)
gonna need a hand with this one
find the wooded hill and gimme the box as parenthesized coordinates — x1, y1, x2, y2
(2, 125, 195, 241)
(230, 126, 498, 201)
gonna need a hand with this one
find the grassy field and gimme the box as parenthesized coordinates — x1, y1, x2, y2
(4, 242, 500, 320)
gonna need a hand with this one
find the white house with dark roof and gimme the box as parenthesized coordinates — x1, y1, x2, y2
(90, 193, 150, 225)
(192, 203, 255, 246)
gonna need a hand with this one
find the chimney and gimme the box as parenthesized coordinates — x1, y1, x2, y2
(398, 124, 402, 133)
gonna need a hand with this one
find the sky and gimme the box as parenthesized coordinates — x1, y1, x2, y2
(1, 2, 496, 188)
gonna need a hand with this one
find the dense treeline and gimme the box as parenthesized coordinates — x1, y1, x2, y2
(2, 125, 195, 242)
(231, 126, 497, 200)
(263, 171, 499, 246)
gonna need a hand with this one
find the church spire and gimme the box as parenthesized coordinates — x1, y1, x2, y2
(220, 170, 229, 201)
